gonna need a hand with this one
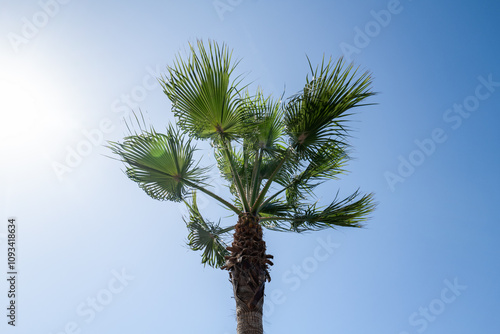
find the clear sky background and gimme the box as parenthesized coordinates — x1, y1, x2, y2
(1, 0, 499, 333)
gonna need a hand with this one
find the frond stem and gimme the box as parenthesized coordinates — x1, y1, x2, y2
(249, 147, 263, 205)
(221, 139, 251, 212)
(251, 148, 291, 214)
(182, 178, 242, 215)
(257, 186, 287, 212)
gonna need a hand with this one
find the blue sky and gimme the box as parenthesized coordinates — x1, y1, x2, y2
(1, 0, 499, 333)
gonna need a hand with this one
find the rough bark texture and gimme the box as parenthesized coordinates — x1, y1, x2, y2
(222, 214, 273, 334)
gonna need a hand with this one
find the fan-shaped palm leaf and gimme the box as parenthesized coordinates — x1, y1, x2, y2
(108, 125, 208, 202)
(240, 90, 285, 154)
(160, 40, 247, 140)
(284, 57, 374, 158)
(184, 192, 234, 268)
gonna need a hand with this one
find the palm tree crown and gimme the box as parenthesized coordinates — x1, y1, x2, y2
(108, 40, 376, 333)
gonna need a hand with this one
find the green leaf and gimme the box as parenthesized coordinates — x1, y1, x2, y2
(160, 40, 247, 140)
(259, 190, 376, 232)
(284, 57, 375, 158)
(184, 192, 234, 268)
(108, 125, 208, 202)
(239, 90, 285, 154)
(282, 142, 349, 206)
(258, 198, 292, 217)
(292, 190, 375, 231)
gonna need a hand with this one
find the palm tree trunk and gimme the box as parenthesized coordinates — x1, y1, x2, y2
(223, 214, 273, 334)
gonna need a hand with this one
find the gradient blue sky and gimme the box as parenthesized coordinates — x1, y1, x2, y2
(1, 1, 499, 333)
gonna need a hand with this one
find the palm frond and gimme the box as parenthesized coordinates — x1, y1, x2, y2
(160, 40, 248, 140)
(108, 125, 208, 202)
(284, 57, 374, 158)
(260, 190, 376, 232)
(258, 198, 292, 217)
(281, 142, 349, 206)
(239, 90, 286, 155)
(184, 192, 234, 268)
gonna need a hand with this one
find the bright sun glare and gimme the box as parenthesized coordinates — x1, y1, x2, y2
(0, 79, 41, 142)
(0, 71, 72, 182)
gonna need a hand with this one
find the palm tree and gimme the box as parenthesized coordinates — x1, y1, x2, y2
(108, 40, 376, 334)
